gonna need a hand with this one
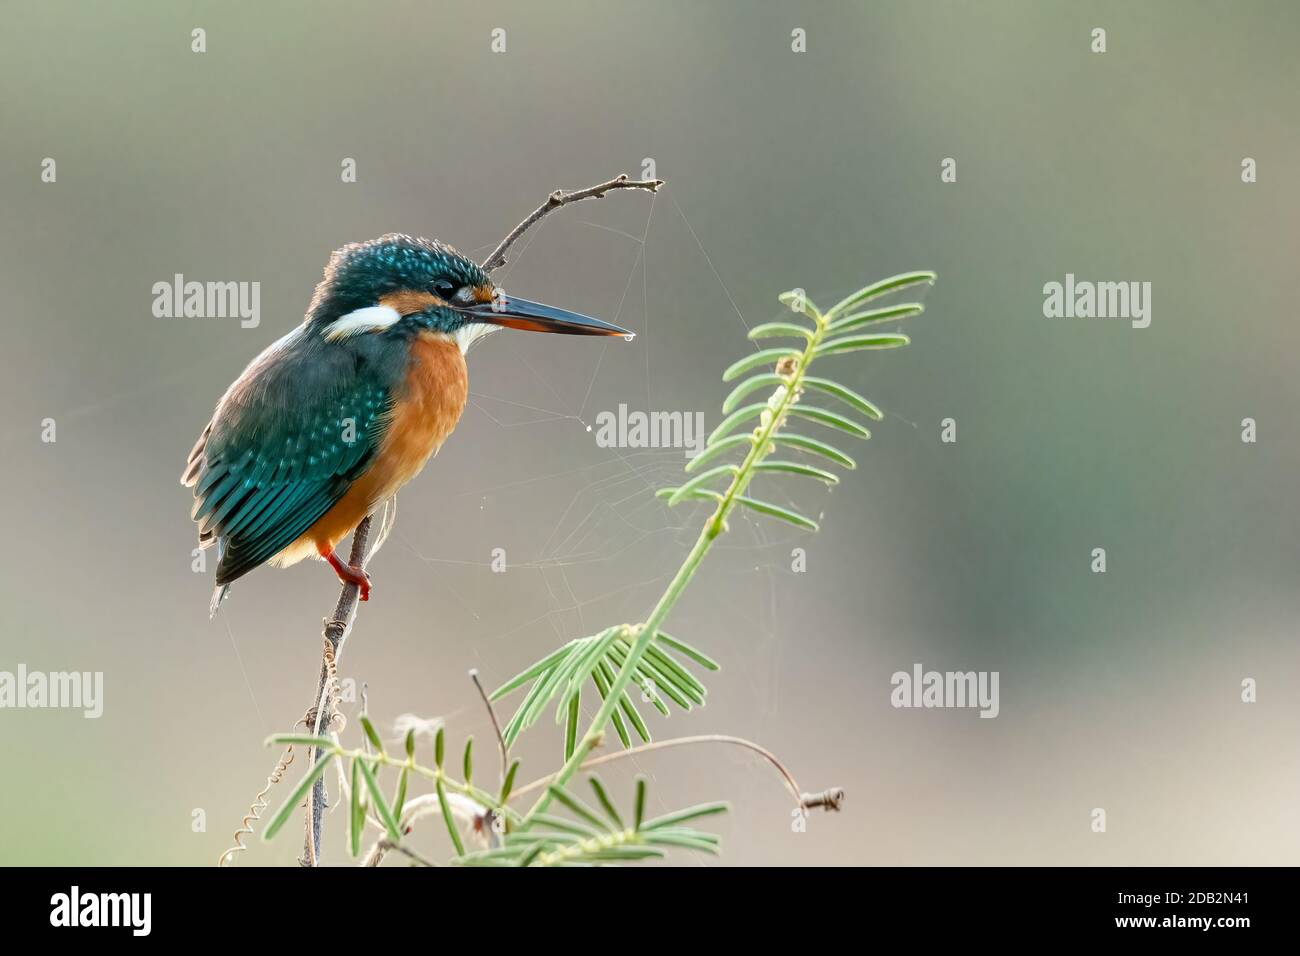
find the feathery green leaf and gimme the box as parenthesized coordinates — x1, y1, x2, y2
(357, 756, 402, 842)
(722, 373, 786, 414)
(262, 753, 334, 842)
(753, 460, 839, 484)
(734, 495, 819, 531)
(771, 433, 856, 469)
(590, 660, 632, 748)
(564, 690, 580, 760)
(802, 377, 882, 420)
(436, 777, 465, 857)
(491, 641, 575, 699)
(827, 302, 924, 333)
(588, 777, 624, 829)
(666, 464, 737, 506)
(722, 348, 801, 382)
(499, 759, 520, 805)
(777, 289, 821, 320)
(392, 764, 409, 822)
(654, 486, 723, 504)
(656, 632, 721, 671)
(788, 405, 871, 438)
(359, 715, 384, 755)
(348, 759, 363, 856)
(827, 270, 935, 319)
(634, 778, 647, 830)
(642, 801, 730, 830)
(685, 433, 753, 473)
(815, 333, 909, 357)
(747, 321, 813, 341)
(707, 403, 769, 444)
(546, 785, 609, 832)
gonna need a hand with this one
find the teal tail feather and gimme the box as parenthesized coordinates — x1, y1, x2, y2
(209, 583, 232, 619)
(209, 537, 232, 618)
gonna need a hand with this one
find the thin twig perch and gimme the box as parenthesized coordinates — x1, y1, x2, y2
(299, 515, 372, 867)
(480, 174, 664, 274)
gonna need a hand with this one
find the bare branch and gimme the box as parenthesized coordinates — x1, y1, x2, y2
(374, 839, 440, 868)
(469, 668, 509, 784)
(480, 174, 664, 274)
(299, 515, 373, 867)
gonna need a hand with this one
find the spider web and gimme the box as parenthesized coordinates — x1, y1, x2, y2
(442, 193, 793, 637)
(381, 188, 814, 832)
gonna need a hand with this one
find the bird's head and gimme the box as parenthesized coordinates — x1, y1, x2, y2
(307, 234, 631, 348)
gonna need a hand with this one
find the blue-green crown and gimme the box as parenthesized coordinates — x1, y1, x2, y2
(307, 233, 489, 325)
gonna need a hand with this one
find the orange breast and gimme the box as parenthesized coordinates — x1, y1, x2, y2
(363, 331, 469, 503)
(274, 332, 468, 565)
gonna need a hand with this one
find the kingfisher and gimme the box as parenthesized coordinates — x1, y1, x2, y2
(182, 233, 630, 613)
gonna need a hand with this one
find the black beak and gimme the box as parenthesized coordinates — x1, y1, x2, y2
(461, 294, 633, 338)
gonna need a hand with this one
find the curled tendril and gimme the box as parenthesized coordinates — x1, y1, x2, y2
(219, 739, 297, 867)
(221, 636, 346, 870)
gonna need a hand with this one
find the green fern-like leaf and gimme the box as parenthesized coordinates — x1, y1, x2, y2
(657, 271, 930, 536)
(491, 627, 716, 755)
(457, 776, 726, 867)
(814, 332, 910, 357)
(827, 270, 936, 317)
(722, 373, 786, 413)
(722, 347, 801, 382)
(826, 301, 924, 333)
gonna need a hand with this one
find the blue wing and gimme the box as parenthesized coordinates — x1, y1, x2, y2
(182, 327, 395, 587)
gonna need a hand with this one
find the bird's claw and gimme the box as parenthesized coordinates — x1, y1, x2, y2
(341, 564, 372, 601)
(322, 548, 373, 600)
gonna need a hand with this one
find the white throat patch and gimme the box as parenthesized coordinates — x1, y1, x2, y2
(324, 305, 401, 341)
(454, 321, 500, 354)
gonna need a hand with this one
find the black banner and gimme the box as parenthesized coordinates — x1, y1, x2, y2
(0, 867, 1278, 940)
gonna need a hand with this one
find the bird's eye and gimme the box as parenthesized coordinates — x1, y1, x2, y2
(431, 279, 458, 299)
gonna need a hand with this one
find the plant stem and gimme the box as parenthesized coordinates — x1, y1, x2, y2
(519, 301, 831, 825)
(301, 516, 372, 867)
(534, 827, 643, 867)
(509, 733, 810, 807)
(326, 745, 514, 824)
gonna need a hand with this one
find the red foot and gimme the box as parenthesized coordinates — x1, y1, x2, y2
(321, 547, 372, 601)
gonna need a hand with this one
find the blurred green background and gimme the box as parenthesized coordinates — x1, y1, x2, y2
(1, 0, 1297, 865)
